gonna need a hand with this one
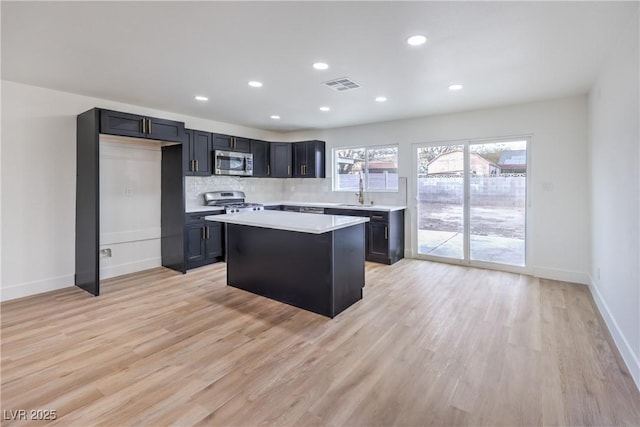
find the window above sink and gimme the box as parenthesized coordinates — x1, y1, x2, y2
(333, 145, 399, 192)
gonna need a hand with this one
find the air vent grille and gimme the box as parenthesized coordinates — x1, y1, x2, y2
(324, 77, 362, 92)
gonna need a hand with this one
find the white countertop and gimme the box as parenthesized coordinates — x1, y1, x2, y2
(261, 201, 406, 212)
(205, 210, 369, 234)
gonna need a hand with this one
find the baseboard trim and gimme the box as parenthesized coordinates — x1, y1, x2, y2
(1, 274, 74, 302)
(99, 257, 162, 280)
(532, 266, 589, 285)
(589, 276, 640, 392)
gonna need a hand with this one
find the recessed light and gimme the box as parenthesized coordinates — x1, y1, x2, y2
(194, 95, 208, 101)
(248, 81, 263, 88)
(270, 115, 281, 120)
(313, 62, 329, 70)
(448, 84, 463, 91)
(375, 96, 387, 102)
(406, 34, 427, 46)
(319, 106, 330, 112)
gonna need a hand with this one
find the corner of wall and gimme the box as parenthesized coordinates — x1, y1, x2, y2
(589, 275, 640, 391)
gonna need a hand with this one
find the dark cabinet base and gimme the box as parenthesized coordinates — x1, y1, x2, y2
(225, 223, 365, 318)
(185, 214, 224, 270)
(323, 208, 405, 265)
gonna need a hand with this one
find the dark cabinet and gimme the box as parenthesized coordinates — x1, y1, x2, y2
(100, 109, 184, 142)
(185, 213, 224, 269)
(270, 143, 292, 178)
(293, 140, 325, 178)
(250, 140, 270, 177)
(368, 214, 391, 261)
(184, 130, 212, 176)
(212, 133, 251, 153)
(324, 208, 404, 264)
(185, 223, 207, 264)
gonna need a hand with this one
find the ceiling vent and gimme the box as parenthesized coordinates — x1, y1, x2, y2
(324, 77, 362, 92)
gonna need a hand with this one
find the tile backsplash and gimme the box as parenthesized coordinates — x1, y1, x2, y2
(185, 176, 408, 209)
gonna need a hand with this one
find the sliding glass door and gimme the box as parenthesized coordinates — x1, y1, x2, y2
(416, 144, 465, 260)
(415, 139, 528, 270)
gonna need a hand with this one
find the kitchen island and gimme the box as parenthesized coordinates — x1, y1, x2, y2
(205, 210, 369, 317)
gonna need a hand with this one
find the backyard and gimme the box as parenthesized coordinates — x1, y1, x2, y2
(417, 175, 526, 266)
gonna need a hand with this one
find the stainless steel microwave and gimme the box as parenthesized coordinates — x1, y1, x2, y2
(214, 150, 253, 176)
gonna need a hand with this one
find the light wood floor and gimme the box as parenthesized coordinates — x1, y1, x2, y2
(2, 260, 639, 426)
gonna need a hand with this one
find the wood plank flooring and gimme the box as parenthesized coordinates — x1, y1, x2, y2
(1, 260, 639, 426)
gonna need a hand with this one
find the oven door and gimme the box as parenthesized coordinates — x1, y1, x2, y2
(214, 151, 252, 176)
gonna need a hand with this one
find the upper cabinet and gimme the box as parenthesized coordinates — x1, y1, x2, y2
(212, 133, 251, 153)
(293, 140, 326, 178)
(250, 140, 270, 177)
(270, 143, 292, 178)
(100, 109, 184, 142)
(184, 130, 212, 176)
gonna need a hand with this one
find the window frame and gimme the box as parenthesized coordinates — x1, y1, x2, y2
(332, 144, 399, 192)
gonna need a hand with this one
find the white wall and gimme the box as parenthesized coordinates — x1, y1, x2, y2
(287, 95, 591, 284)
(0, 80, 282, 301)
(588, 11, 639, 388)
(99, 137, 162, 279)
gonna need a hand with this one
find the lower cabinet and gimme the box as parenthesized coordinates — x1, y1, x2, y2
(325, 208, 405, 265)
(185, 213, 224, 269)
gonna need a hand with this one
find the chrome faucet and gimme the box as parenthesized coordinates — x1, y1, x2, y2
(356, 174, 365, 205)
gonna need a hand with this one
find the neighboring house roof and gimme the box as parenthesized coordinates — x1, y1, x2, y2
(368, 160, 397, 170)
(498, 150, 527, 169)
(427, 150, 499, 170)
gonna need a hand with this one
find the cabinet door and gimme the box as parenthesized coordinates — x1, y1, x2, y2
(270, 143, 292, 178)
(368, 222, 389, 259)
(147, 117, 184, 142)
(233, 137, 251, 153)
(308, 140, 325, 178)
(184, 129, 194, 174)
(192, 131, 211, 175)
(204, 222, 223, 259)
(251, 140, 270, 177)
(293, 140, 325, 178)
(212, 134, 251, 153)
(100, 110, 145, 138)
(185, 223, 206, 264)
(293, 141, 307, 177)
(212, 133, 233, 151)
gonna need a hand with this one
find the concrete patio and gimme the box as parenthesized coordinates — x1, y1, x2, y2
(417, 229, 525, 266)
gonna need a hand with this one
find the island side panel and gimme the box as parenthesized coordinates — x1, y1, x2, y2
(331, 223, 366, 316)
(226, 224, 334, 317)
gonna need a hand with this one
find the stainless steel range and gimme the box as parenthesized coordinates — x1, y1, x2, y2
(203, 191, 264, 213)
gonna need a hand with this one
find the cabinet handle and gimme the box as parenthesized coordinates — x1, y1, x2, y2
(231, 137, 235, 149)
(267, 164, 270, 175)
(300, 164, 304, 175)
(202, 227, 206, 240)
(384, 226, 388, 240)
(372, 215, 384, 220)
(147, 119, 152, 134)
(206, 226, 210, 239)
(141, 118, 146, 134)
(287, 165, 290, 176)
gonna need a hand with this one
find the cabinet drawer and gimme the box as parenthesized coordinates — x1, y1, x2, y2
(369, 212, 389, 222)
(185, 212, 222, 223)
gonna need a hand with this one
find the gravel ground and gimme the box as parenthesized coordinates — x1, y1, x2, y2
(418, 202, 525, 239)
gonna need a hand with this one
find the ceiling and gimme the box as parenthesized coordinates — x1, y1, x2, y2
(2, 1, 637, 132)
